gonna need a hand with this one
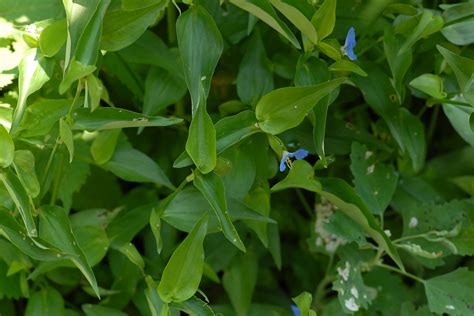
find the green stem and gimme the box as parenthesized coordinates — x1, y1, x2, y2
(50, 152, 65, 205)
(167, 4, 177, 45)
(376, 263, 425, 283)
(313, 254, 335, 309)
(426, 105, 439, 145)
(296, 189, 313, 217)
(40, 138, 60, 189)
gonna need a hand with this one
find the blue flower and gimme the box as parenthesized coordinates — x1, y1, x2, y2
(341, 27, 357, 61)
(291, 304, 301, 316)
(279, 149, 309, 172)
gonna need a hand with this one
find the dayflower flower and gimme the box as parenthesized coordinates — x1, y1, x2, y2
(291, 304, 301, 316)
(341, 27, 357, 61)
(279, 149, 309, 172)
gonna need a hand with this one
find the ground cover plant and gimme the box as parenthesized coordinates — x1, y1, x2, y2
(0, 0, 474, 315)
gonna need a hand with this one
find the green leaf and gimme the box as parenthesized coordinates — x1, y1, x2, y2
(270, 0, 318, 45)
(11, 49, 52, 134)
(101, 0, 167, 51)
(329, 59, 367, 77)
(174, 110, 260, 169)
(409, 74, 447, 99)
(333, 257, 374, 313)
(59, 60, 96, 94)
(255, 77, 346, 134)
(176, 4, 223, 114)
(71, 107, 183, 131)
(450, 176, 474, 196)
(20, 99, 71, 138)
(25, 287, 65, 316)
(145, 276, 169, 316)
(90, 129, 121, 165)
(223, 252, 258, 316)
(441, 3, 474, 46)
(443, 104, 474, 146)
(437, 45, 474, 92)
(114, 242, 144, 270)
(173, 296, 215, 316)
(158, 215, 208, 303)
(103, 143, 174, 189)
(63, 0, 110, 69)
(82, 304, 128, 316)
(0, 125, 14, 168)
(59, 118, 74, 163)
(311, 0, 336, 41)
(185, 92, 217, 174)
(12, 150, 40, 198)
(0, 169, 36, 237)
(39, 19, 67, 57)
(237, 29, 273, 106)
(107, 204, 153, 247)
(230, 0, 300, 49)
(143, 67, 186, 116)
(85, 74, 105, 112)
(350, 142, 398, 215)
(193, 171, 246, 252)
(38, 205, 100, 298)
(424, 268, 474, 315)
(398, 10, 443, 54)
(292, 292, 317, 316)
(0, 209, 62, 261)
(272, 160, 404, 270)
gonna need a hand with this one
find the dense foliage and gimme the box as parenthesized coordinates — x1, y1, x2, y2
(0, 0, 474, 315)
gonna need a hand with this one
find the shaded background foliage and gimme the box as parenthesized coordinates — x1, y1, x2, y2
(0, 0, 474, 315)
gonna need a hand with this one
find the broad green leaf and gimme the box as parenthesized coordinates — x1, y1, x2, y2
(292, 292, 317, 316)
(270, 0, 318, 45)
(223, 252, 258, 316)
(12, 150, 40, 198)
(174, 110, 260, 168)
(173, 296, 215, 316)
(350, 142, 398, 215)
(443, 104, 474, 146)
(158, 215, 208, 303)
(90, 129, 121, 165)
(0, 125, 14, 168)
(20, 99, 71, 138)
(39, 19, 67, 57)
(236, 29, 273, 106)
(424, 268, 474, 315)
(272, 160, 404, 270)
(63, 0, 110, 69)
(441, 3, 474, 46)
(193, 171, 246, 252)
(384, 26, 412, 102)
(0, 209, 62, 260)
(311, 0, 336, 41)
(317, 41, 341, 60)
(185, 92, 217, 174)
(107, 204, 153, 247)
(176, 4, 223, 114)
(114, 242, 144, 270)
(437, 45, 474, 91)
(333, 256, 374, 313)
(398, 10, 443, 54)
(59, 118, 74, 163)
(82, 304, 127, 316)
(11, 49, 52, 134)
(0, 170, 36, 237)
(400, 107, 426, 172)
(143, 67, 186, 116)
(71, 107, 183, 131)
(57, 151, 91, 211)
(101, 0, 167, 51)
(103, 144, 174, 189)
(409, 74, 447, 99)
(450, 176, 474, 196)
(230, 0, 300, 49)
(85, 74, 104, 111)
(59, 60, 96, 94)
(38, 205, 99, 298)
(255, 77, 346, 134)
(71, 224, 109, 266)
(145, 276, 168, 316)
(25, 287, 65, 316)
(329, 59, 367, 77)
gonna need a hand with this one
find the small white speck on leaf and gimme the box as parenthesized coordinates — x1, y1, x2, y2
(337, 261, 351, 281)
(350, 286, 359, 299)
(365, 151, 373, 159)
(366, 165, 375, 174)
(344, 298, 359, 312)
(409, 217, 418, 228)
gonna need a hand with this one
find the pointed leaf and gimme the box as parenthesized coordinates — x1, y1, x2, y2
(0, 125, 14, 168)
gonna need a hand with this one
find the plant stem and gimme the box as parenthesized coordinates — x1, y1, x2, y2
(167, 4, 177, 45)
(427, 105, 439, 145)
(376, 263, 425, 283)
(296, 189, 313, 217)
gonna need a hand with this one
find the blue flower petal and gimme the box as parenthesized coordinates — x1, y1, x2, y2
(343, 27, 357, 61)
(291, 305, 301, 316)
(279, 152, 289, 172)
(294, 149, 309, 160)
